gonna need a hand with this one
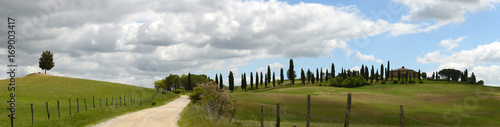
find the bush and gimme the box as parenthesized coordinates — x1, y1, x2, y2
(419, 81, 424, 84)
(409, 80, 416, 84)
(381, 81, 386, 84)
(329, 77, 343, 87)
(174, 89, 183, 94)
(189, 87, 206, 103)
(392, 80, 398, 84)
(477, 80, 484, 85)
(151, 100, 157, 106)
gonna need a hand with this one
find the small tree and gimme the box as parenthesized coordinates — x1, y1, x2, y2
(471, 72, 476, 84)
(255, 72, 259, 90)
(326, 69, 329, 82)
(387, 61, 390, 81)
(219, 74, 223, 89)
(250, 72, 253, 90)
(267, 65, 271, 83)
(301, 68, 305, 85)
(307, 69, 312, 83)
(273, 72, 276, 87)
(380, 64, 384, 80)
(288, 59, 294, 84)
(215, 74, 219, 85)
(316, 68, 319, 81)
(370, 65, 374, 83)
(320, 68, 323, 82)
(39, 50, 55, 74)
(260, 72, 263, 87)
(280, 68, 284, 84)
(331, 63, 335, 78)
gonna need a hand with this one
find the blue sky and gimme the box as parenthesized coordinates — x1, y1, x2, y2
(1, 0, 499, 87)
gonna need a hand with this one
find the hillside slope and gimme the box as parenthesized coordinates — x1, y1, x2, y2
(0, 74, 178, 127)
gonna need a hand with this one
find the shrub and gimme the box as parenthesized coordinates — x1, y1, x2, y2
(392, 80, 398, 84)
(477, 80, 484, 85)
(419, 81, 424, 84)
(151, 100, 157, 106)
(409, 80, 416, 84)
(381, 81, 386, 84)
(189, 87, 206, 103)
(329, 77, 343, 87)
(174, 89, 183, 94)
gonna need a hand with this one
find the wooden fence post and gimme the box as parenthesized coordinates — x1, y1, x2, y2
(344, 93, 351, 127)
(46, 102, 50, 120)
(260, 106, 264, 127)
(93, 96, 95, 109)
(77, 98, 79, 113)
(111, 97, 114, 105)
(124, 96, 126, 106)
(69, 99, 71, 115)
(400, 105, 404, 127)
(277, 103, 280, 127)
(57, 101, 60, 118)
(229, 108, 236, 123)
(31, 103, 34, 125)
(84, 98, 87, 111)
(307, 95, 311, 127)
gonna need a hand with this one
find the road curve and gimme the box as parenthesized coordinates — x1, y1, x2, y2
(91, 95, 190, 127)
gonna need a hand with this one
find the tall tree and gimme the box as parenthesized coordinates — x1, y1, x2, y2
(39, 50, 55, 74)
(219, 74, 223, 89)
(418, 69, 421, 80)
(243, 73, 247, 91)
(273, 72, 276, 87)
(320, 68, 323, 82)
(267, 65, 271, 83)
(255, 72, 259, 90)
(370, 65, 374, 83)
(241, 74, 246, 91)
(360, 65, 364, 79)
(471, 72, 476, 84)
(375, 70, 379, 82)
(364, 66, 369, 80)
(380, 64, 384, 80)
(215, 74, 218, 85)
(265, 73, 268, 88)
(316, 68, 319, 81)
(280, 68, 284, 84)
(311, 73, 315, 85)
(289, 59, 295, 84)
(301, 68, 305, 85)
(325, 69, 329, 81)
(307, 69, 312, 83)
(250, 72, 253, 90)
(331, 63, 335, 78)
(228, 71, 234, 91)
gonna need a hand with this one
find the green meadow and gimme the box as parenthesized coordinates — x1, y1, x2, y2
(0, 74, 179, 127)
(180, 80, 500, 126)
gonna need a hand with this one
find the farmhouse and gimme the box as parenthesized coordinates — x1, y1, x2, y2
(390, 66, 416, 78)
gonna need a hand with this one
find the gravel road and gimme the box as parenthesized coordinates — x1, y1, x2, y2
(90, 95, 190, 127)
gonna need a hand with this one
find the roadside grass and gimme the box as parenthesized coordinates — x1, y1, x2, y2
(182, 79, 500, 126)
(0, 75, 179, 127)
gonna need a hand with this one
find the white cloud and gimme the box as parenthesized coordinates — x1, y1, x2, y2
(354, 51, 383, 63)
(350, 66, 361, 71)
(392, 0, 500, 35)
(256, 63, 284, 72)
(418, 41, 500, 86)
(472, 65, 500, 86)
(440, 36, 466, 51)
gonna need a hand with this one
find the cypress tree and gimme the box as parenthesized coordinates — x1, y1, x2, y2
(260, 72, 263, 87)
(311, 73, 315, 85)
(405, 71, 408, 82)
(380, 64, 384, 80)
(250, 72, 253, 90)
(301, 68, 305, 85)
(267, 65, 271, 83)
(273, 72, 276, 87)
(215, 74, 219, 85)
(320, 68, 323, 82)
(418, 69, 421, 80)
(316, 68, 319, 81)
(360, 65, 364, 79)
(326, 69, 329, 81)
(188, 73, 191, 91)
(331, 63, 335, 78)
(364, 66, 369, 80)
(307, 69, 311, 83)
(370, 65, 374, 83)
(471, 72, 476, 84)
(228, 71, 234, 91)
(280, 68, 284, 84)
(398, 70, 401, 81)
(375, 70, 379, 82)
(289, 59, 294, 85)
(255, 72, 259, 89)
(219, 74, 223, 89)
(265, 73, 268, 88)
(387, 61, 391, 81)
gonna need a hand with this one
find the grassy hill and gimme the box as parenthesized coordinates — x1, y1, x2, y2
(180, 80, 500, 126)
(0, 74, 179, 127)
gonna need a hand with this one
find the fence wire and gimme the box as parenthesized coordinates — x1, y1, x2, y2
(404, 115, 448, 127)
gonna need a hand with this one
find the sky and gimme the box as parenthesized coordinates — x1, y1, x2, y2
(1, 0, 500, 88)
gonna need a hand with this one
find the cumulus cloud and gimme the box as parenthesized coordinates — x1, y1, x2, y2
(440, 36, 466, 51)
(256, 63, 285, 72)
(418, 41, 500, 86)
(472, 65, 500, 86)
(392, 0, 500, 35)
(354, 52, 383, 63)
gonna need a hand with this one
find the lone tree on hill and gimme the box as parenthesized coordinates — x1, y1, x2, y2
(39, 50, 55, 74)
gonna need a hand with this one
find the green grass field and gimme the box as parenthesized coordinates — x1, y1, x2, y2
(180, 80, 500, 126)
(0, 74, 179, 127)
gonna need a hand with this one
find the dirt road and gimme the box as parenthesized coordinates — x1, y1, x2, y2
(91, 95, 190, 127)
